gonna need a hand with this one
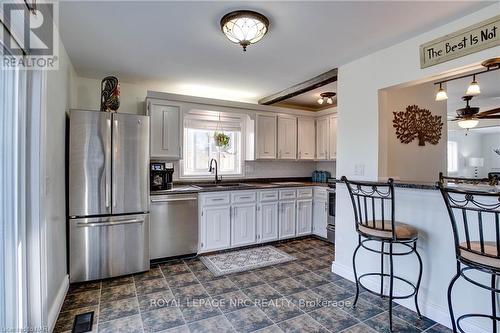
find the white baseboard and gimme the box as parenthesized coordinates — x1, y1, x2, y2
(331, 261, 490, 333)
(48, 275, 69, 333)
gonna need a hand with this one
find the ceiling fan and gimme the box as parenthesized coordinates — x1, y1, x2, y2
(453, 95, 500, 129)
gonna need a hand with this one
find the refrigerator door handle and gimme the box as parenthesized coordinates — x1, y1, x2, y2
(112, 118, 119, 208)
(105, 117, 112, 208)
(76, 218, 143, 227)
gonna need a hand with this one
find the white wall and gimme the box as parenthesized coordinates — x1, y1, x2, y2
(335, 4, 500, 331)
(482, 132, 500, 176)
(379, 82, 447, 182)
(45, 37, 77, 329)
(448, 130, 482, 177)
(73, 76, 171, 115)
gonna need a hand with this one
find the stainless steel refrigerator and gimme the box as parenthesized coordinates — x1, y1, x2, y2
(68, 110, 150, 282)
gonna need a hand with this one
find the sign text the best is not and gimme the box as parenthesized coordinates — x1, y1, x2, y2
(426, 25, 496, 60)
(420, 15, 500, 68)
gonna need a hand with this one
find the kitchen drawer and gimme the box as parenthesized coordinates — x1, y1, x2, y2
(279, 189, 296, 200)
(232, 191, 257, 203)
(297, 187, 313, 198)
(313, 187, 328, 201)
(201, 192, 230, 206)
(259, 190, 279, 202)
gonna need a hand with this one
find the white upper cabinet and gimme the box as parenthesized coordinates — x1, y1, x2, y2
(297, 117, 315, 160)
(277, 115, 297, 160)
(316, 115, 337, 161)
(148, 100, 181, 160)
(316, 116, 329, 160)
(255, 114, 277, 159)
(329, 115, 337, 160)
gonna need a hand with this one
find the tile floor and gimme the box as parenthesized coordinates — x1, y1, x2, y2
(54, 237, 450, 333)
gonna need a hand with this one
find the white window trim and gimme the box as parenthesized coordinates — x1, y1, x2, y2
(179, 111, 246, 180)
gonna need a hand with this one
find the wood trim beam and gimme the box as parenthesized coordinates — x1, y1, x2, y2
(258, 68, 338, 105)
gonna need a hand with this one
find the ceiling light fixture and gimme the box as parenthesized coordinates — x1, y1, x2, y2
(457, 119, 479, 129)
(220, 10, 269, 51)
(434, 57, 500, 101)
(317, 92, 336, 105)
(465, 75, 481, 96)
(435, 83, 448, 101)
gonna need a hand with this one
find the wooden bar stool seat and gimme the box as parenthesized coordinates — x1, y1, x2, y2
(358, 221, 418, 240)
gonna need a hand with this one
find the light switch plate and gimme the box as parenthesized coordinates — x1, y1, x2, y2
(354, 164, 365, 176)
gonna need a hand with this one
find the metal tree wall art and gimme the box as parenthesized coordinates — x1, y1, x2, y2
(393, 105, 443, 146)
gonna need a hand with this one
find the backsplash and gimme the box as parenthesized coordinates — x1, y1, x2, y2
(169, 160, 336, 181)
(315, 161, 336, 178)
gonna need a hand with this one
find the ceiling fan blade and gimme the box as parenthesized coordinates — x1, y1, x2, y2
(477, 115, 500, 119)
(477, 107, 500, 117)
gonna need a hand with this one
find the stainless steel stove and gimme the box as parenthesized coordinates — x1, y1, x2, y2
(327, 179, 336, 243)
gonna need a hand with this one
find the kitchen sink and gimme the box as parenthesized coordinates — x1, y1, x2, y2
(192, 183, 252, 189)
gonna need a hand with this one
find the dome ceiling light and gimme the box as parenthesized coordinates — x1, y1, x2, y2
(220, 10, 269, 51)
(317, 92, 336, 105)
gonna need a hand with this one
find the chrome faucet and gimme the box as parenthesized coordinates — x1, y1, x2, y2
(209, 158, 220, 184)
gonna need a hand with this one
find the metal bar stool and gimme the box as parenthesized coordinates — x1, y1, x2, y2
(438, 173, 500, 333)
(342, 177, 423, 332)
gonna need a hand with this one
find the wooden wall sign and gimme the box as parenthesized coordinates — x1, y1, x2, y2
(393, 105, 443, 146)
(420, 15, 499, 68)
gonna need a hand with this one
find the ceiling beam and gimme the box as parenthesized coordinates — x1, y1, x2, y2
(258, 68, 338, 105)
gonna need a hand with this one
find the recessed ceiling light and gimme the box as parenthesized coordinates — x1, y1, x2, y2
(220, 10, 269, 51)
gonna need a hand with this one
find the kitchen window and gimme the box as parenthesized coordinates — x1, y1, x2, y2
(182, 113, 243, 178)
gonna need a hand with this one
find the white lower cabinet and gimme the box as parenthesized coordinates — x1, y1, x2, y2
(313, 199, 328, 238)
(257, 201, 279, 242)
(279, 200, 296, 239)
(231, 203, 257, 247)
(202, 206, 231, 252)
(296, 199, 313, 236)
(199, 187, 319, 253)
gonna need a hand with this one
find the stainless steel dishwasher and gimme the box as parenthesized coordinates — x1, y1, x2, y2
(150, 193, 198, 260)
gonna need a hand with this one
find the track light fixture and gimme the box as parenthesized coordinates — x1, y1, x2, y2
(465, 75, 481, 96)
(434, 57, 499, 101)
(435, 83, 448, 101)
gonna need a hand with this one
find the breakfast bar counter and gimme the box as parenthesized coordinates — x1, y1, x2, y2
(333, 181, 499, 332)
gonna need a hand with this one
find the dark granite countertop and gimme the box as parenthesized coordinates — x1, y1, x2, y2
(150, 178, 330, 196)
(334, 178, 438, 190)
(335, 179, 500, 192)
